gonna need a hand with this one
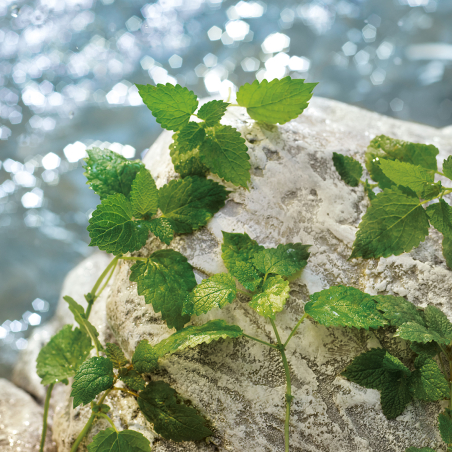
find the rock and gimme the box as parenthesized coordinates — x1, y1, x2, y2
(0, 378, 56, 452)
(54, 97, 452, 452)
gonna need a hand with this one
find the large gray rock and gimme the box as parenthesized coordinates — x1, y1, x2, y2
(53, 97, 452, 452)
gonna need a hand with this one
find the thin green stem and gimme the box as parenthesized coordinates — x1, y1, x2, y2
(227, 103, 240, 107)
(420, 189, 452, 206)
(96, 413, 117, 432)
(439, 352, 448, 380)
(119, 256, 148, 262)
(284, 313, 308, 348)
(70, 413, 96, 452)
(111, 386, 139, 398)
(270, 319, 291, 452)
(243, 333, 278, 349)
(96, 259, 118, 298)
(39, 383, 54, 452)
(449, 359, 452, 411)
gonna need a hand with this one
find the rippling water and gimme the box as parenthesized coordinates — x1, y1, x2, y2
(0, 0, 451, 378)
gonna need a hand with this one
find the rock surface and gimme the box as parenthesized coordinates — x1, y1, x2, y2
(50, 97, 452, 452)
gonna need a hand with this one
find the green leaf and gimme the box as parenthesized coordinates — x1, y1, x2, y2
(374, 295, 425, 327)
(71, 357, 114, 408)
(177, 122, 206, 149)
(439, 412, 452, 444)
(443, 236, 452, 270)
(362, 179, 376, 201)
(382, 353, 411, 376)
(137, 381, 212, 442)
(426, 199, 452, 238)
(154, 320, 243, 357)
(105, 343, 129, 369)
(132, 340, 159, 374)
(158, 177, 228, 234)
(136, 83, 198, 131)
(396, 323, 445, 344)
(146, 218, 174, 245)
(36, 325, 93, 385)
(410, 341, 440, 358)
(236, 77, 317, 124)
(221, 231, 264, 291)
(92, 404, 111, 414)
(198, 100, 229, 126)
(199, 125, 250, 187)
(130, 168, 158, 218)
(332, 153, 363, 187)
(405, 448, 436, 452)
(350, 187, 430, 259)
(380, 373, 413, 419)
(63, 296, 104, 352)
(425, 305, 452, 343)
(443, 156, 452, 180)
(305, 285, 386, 329)
(252, 243, 310, 277)
(84, 148, 145, 200)
(118, 368, 146, 391)
(129, 250, 197, 330)
(183, 273, 237, 316)
(88, 428, 151, 452)
(249, 275, 289, 319)
(87, 194, 149, 255)
(409, 355, 449, 402)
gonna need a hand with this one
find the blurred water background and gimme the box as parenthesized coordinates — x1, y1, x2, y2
(0, 0, 451, 378)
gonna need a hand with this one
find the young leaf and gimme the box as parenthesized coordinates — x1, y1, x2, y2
(252, 243, 310, 277)
(63, 296, 104, 352)
(183, 273, 237, 316)
(136, 83, 198, 131)
(130, 168, 158, 218)
(84, 148, 145, 200)
(409, 355, 449, 402)
(221, 231, 264, 291)
(153, 320, 243, 357)
(197, 100, 229, 126)
(87, 194, 149, 255)
(374, 295, 425, 327)
(178, 122, 206, 149)
(199, 125, 251, 187)
(249, 275, 290, 319)
(332, 153, 363, 187)
(305, 285, 386, 329)
(380, 374, 413, 419)
(137, 381, 212, 441)
(146, 217, 174, 245)
(438, 412, 452, 444)
(36, 325, 93, 385)
(236, 77, 317, 124)
(443, 236, 452, 269)
(129, 250, 197, 330)
(158, 177, 228, 234)
(169, 131, 209, 178)
(132, 340, 159, 374)
(87, 428, 151, 452)
(71, 357, 114, 407)
(426, 199, 452, 238)
(443, 156, 452, 180)
(350, 187, 430, 259)
(118, 368, 146, 391)
(105, 343, 129, 369)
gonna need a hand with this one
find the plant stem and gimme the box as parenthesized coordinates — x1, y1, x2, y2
(284, 313, 308, 347)
(237, 289, 252, 297)
(243, 333, 278, 349)
(111, 386, 139, 398)
(270, 319, 292, 452)
(120, 256, 147, 262)
(96, 412, 117, 432)
(39, 383, 54, 452)
(70, 413, 96, 452)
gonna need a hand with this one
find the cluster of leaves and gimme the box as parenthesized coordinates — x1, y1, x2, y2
(332, 135, 452, 266)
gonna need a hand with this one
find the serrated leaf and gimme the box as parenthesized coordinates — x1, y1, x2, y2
(443, 236, 452, 270)
(130, 168, 158, 218)
(132, 340, 159, 374)
(410, 341, 440, 358)
(305, 285, 386, 329)
(178, 122, 207, 149)
(154, 320, 243, 357)
(137, 84, 198, 131)
(170, 132, 209, 178)
(252, 243, 310, 277)
(374, 295, 425, 327)
(36, 325, 93, 385)
(63, 296, 104, 352)
(332, 153, 363, 187)
(105, 343, 129, 369)
(129, 250, 197, 330)
(119, 368, 146, 391)
(84, 148, 145, 200)
(395, 322, 445, 344)
(380, 373, 413, 419)
(425, 305, 452, 343)
(350, 187, 430, 259)
(137, 381, 212, 441)
(87, 194, 149, 255)
(249, 275, 289, 319)
(146, 217, 174, 245)
(382, 353, 411, 376)
(409, 355, 449, 402)
(183, 273, 237, 316)
(197, 100, 229, 126)
(200, 125, 250, 187)
(221, 231, 264, 291)
(158, 176, 228, 234)
(427, 199, 452, 238)
(439, 412, 452, 444)
(88, 428, 151, 452)
(71, 357, 114, 408)
(443, 156, 452, 180)
(236, 77, 317, 124)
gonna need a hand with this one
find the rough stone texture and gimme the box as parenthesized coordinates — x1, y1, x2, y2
(51, 97, 452, 452)
(0, 378, 56, 452)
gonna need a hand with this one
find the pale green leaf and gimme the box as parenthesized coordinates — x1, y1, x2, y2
(332, 153, 363, 187)
(249, 275, 289, 319)
(424, 305, 452, 343)
(395, 322, 445, 344)
(130, 168, 158, 218)
(88, 428, 151, 452)
(105, 343, 129, 369)
(197, 100, 229, 126)
(443, 156, 452, 180)
(426, 199, 452, 238)
(169, 130, 208, 178)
